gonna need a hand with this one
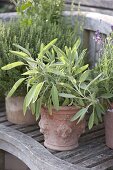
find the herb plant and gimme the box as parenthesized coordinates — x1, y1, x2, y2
(94, 31, 113, 106)
(1, 39, 104, 129)
(11, 0, 64, 25)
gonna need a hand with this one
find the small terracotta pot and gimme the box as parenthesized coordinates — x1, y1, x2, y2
(105, 103, 113, 149)
(5, 96, 36, 125)
(39, 106, 86, 151)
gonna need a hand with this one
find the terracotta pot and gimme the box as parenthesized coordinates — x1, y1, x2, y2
(5, 96, 36, 125)
(39, 106, 86, 151)
(105, 104, 113, 149)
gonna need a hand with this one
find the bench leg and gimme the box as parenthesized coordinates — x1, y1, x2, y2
(0, 150, 5, 170)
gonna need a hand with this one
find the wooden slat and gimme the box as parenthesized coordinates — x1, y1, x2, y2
(65, 0, 113, 10)
(78, 149, 113, 168)
(55, 134, 105, 159)
(0, 150, 5, 170)
(66, 143, 107, 164)
(92, 159, 113, 170)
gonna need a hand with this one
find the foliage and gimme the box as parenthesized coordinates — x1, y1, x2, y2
(94, 32, 113, 106)
(1, 39, 104, 128)
(11, 0, 64, 25)
(0, 11, 79, 96)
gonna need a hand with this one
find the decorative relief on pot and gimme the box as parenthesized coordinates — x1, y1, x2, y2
(39, 118, 49, 139)
(39, 107, 86, 151)
(56, 124, 72, 139)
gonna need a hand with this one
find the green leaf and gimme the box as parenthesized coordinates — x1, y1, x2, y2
(21, 1, 32, 11)
(68, 76, 77, 87)
(7, 78, 26, 98)
(39, 39, 57, 58)
(24, 84, 40, 112)
(86, 74, 102, 90)
(1, 61, 25, 70)
(71, 108, 88, 121)
(79, 70, 90, 83)
(13, 43, 31, 57)
(75, 64, 89, 75)
(23, 97, 27, 115)
(95, 104, 103, 122)
(48, 98, 52, 115)
(101, 93, 113, 99)
(72, 38, 81, 52)
(76, 49, 87, 65)
(80, 83, 88, 90)
(94, 112, 99, 125)
(30, 102, 36, 115)
(51, 85, 59, 110)
(48, 69, 65, 77)
(88, 111, 95, 129)
(59, 93, 76, 98)
(9, 50, 36, 67)
(33, 82, 44, 103)
(53, 45, 66, 58)
(22, 70, 38, 75)
(9, 50, 29, 58)
(35, 97, 42, 120)
(57, 83, 73, 90)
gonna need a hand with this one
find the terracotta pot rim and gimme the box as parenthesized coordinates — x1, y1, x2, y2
(5, 96, 25, 100)
(42, 105, 79, 113)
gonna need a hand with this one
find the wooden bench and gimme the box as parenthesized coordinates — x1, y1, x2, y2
(0, 12, 113, 170)
(65, 0, 113, 16)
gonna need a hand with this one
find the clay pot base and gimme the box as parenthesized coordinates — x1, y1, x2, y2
(44, 142, 78, 151)
(6, 96, 36, 125)
(105, 110, 113, 150)
(39, 106, 86, 151)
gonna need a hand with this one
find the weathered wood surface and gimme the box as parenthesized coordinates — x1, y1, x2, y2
(0, 12, 113, 169)
(0, 150, 5, 170)
(0, 105, 113, 170)
(65, 0, 113, 16)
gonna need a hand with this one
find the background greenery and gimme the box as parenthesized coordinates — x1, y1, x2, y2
(0, 0, 82, 96)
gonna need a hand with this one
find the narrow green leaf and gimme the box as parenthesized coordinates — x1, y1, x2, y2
(22, 70, 38, 75)
(95, 104, 103, 122)
(72, 38, 81, 52)
(48, 69, 65, 77)
(75, 64, 89, 75)
(1, 61, 25, 70)
(86, 74, 102, 90)
(101, 93, 113, 99)
(9, 50, 29, 58)
(79, 70, 90, 83)
(71, 108, 88, 121)
(80, 83, 88, 90)
(53, 45, 66, 58)
(23, 97, 27, 115)
(24, 84, 38, 109)
(13, 43, 31, 57)
(94, 112, 99, 125)
(30, 102, 36, 115)
(7, 78, 26, 98)
(35, 97, 42, 120)
(57, 82, 73, 90)
(48, 98, 52, 115)
(59, 93, 76, 98)
(39, 39, 57, 58)
(9, 50, 36, 67)
(88, 111, 95, 129)
(51, 85, 59, 110)
(76, 49, 87, 65)
(33, 82, 44, 103)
